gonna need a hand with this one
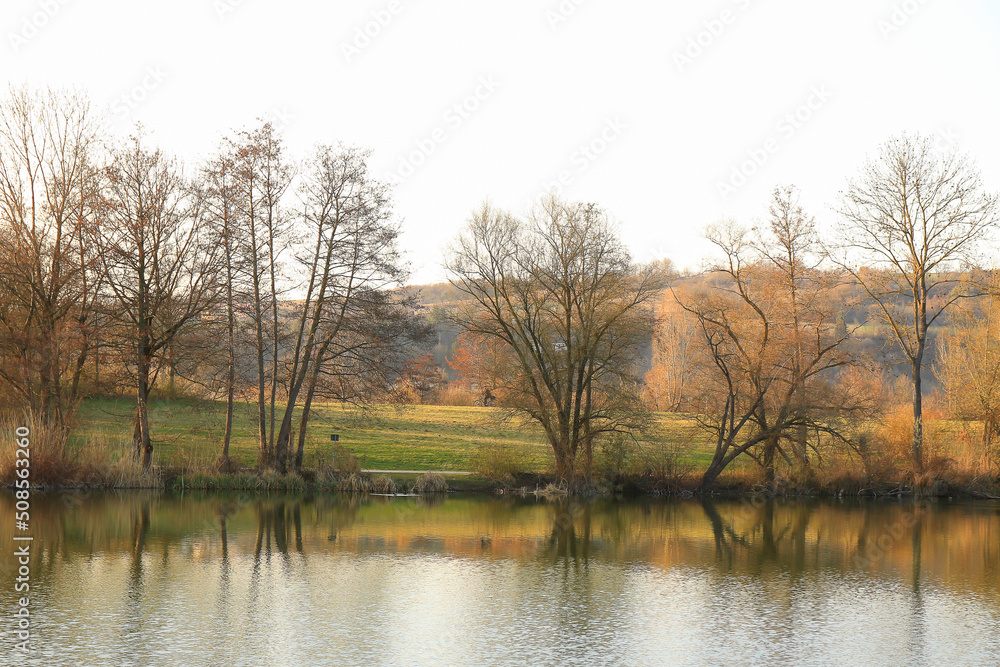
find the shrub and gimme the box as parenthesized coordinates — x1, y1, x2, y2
(338, 472, 374, 494)
(594, 433, 635, 481)
(848, 430, 900, 486)
(432, 385, 476, 406)
(638, 440, 691, 481)
(0, 413, 70, 486)
(411, 472, 448, 494)
(332, 445, 361, 475)
(371, 474, 397, 494)
(470, 440, 527, 482)
(315, 465, 340, 492)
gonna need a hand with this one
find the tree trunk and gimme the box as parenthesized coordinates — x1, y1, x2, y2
(763, 436, 776, 490)
(552, 437, 573, 485)
(582, 378, 593, 480)
(222, 271, 235, 464)
(267, 232, 280, 466)
(795, 381, 809, 467)
(700, 461, 724, 492)
(294, 370, 322, 472)
(135, 345, 153, 471)
(276, 308, 338, 474)
(293, 383, 319, 473)
(254, 294, 268, 467)
(912, 360, 924, 473)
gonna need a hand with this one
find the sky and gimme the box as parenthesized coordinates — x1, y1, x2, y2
(3, 0, 1000, 284)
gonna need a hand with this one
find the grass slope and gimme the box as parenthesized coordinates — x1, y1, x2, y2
(71, 398, 716, 473)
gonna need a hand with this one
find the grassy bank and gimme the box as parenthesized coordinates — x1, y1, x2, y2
(2, 397, 997, 497)
(69, 397, 715, 474)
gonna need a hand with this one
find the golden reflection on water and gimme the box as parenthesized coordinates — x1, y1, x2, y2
(1, 492, 998, 665)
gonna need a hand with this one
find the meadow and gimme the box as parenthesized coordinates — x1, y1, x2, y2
(70, 397, 715, 475)
(0, 396, 985, 496)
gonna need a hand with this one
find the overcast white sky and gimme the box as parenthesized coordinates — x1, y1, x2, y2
(4, 0, 1000, 283)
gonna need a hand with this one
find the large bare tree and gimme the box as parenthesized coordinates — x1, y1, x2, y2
(273, 143, 421, 472)
(834, 133, 998, 472)
(96, 133, 222, 469)
(199, 149, 249, 468)
(227, 122, 292, 467)
(754, 185, 824, 468)
(0, 87, 105, 428)
(676, 220, 853, 491)
(447, 198, 662, 486)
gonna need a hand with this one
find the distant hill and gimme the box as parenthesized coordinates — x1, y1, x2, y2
(399, 282, 474, 308)
(402, 271, 964, 388)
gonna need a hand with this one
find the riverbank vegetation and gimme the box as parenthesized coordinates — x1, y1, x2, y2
(1, 87, 999, 497)
(2, 398, 997, 497)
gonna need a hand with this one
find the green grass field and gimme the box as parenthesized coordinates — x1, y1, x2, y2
(56, 397, 996, 495)
(71, 398, 717, 473)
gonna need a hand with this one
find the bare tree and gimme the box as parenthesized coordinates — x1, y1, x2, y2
(937, 274, 1000, 473)
(199, 150, 248, 468)
(754, 185, 823, 468)
(644, 295, 697, 412)
(96, 132, 222, 469)
(447, 198, 662, 486)
(292, 285, 427, 470)
(272, 144, 418, 472)
(254, 124, 292, 459)
(676, 221, 853, 490)
(834, 133, 998, 472)
(447, 330, 512, 400)
(228, 122, 291, 467)
(0, 87, 105, 428)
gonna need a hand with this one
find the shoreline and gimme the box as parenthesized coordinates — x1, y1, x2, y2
(6, 467, 999, 501)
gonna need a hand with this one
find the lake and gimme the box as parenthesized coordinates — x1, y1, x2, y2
(2, 492, 999, 666)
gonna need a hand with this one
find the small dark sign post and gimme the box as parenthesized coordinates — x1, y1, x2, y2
(330, 433, 340, 442)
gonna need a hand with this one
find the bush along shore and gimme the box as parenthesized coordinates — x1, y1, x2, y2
(2, 408, 998, 499)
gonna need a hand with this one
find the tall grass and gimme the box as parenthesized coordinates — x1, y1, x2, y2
(469, 439, 528, 484)
(0, 413, 160, 488)
(169, 471, 306, 492)
(338, 472, 375, 494)
(411, 472, 448, 494)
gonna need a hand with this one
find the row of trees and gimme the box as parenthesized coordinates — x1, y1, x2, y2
(447, 134, 998, 489)
(1, 87, 993, 490)
(0, 88, 425, 471)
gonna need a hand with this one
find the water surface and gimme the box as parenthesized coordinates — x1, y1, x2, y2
(2, 492, 998, 666)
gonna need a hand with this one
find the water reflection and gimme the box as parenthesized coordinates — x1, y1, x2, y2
(0, 492, 998, 665)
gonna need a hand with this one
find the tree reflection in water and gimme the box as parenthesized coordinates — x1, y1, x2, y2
(0, 492, 997, 665)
